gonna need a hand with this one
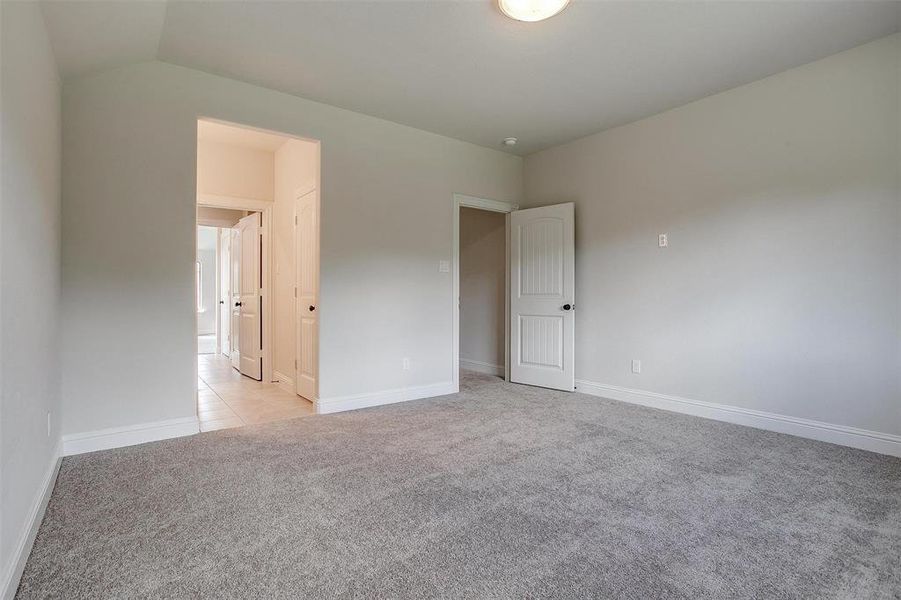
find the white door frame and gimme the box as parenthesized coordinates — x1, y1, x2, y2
(197, 196, 274, 385)
(452, 193, 518, 392)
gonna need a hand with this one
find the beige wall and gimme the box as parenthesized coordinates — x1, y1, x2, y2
(459, 208, 506, 371)
(0, 1, 62, 592)
(524, 34, 900, 436)
(273, 139, 319, 379)
(60, 61, 522, 436)
(197, 138, 274, 201)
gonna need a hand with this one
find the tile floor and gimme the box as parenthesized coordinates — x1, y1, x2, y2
(198, 353, 315, 432)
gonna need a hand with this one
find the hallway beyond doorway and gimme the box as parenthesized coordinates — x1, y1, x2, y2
(198, 354, 314, 432)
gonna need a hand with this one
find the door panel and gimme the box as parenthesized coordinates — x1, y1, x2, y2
(295, 189, 319, 401)
(238, 213, 262, 380)
(510, 203, 574, 391)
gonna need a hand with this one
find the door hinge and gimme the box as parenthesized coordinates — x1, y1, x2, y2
(294, 287, 297, 298)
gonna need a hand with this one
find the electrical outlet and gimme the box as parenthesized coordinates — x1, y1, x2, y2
(402, 357, 411, 371)
(631, 359, 641, 374)
(658, 234, 668, 248)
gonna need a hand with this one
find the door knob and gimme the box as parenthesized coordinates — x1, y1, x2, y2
(562, 303, 573, 311)
(235, 302, 242, 307)
(219, 300, 224, 304)
(309, 305, 316, 312)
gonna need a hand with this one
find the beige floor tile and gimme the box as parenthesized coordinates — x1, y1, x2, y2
(240, 406, 313, 425)
(198, 406, 238, 420)
(198, 398, 230, 411)
(200, 372, 245, 384)
(200, 416, 244, 432)
(221, 400, 273, 415)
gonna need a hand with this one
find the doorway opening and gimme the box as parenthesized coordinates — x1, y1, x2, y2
(453, 195, 577, 394)
(452, 195, 516, 390)
(195, 118, 321, 431)
(196, 224, 219, 355)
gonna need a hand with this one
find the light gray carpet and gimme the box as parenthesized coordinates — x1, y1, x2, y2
(17, 372, 901, 599)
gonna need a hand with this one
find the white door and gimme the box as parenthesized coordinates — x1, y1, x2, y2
(295, 189, 319, 401)
(510, 202, 575, 391)
(230, 227, 241, 370)
(219, 228, 231, 358)
(237, 213, 262, 380)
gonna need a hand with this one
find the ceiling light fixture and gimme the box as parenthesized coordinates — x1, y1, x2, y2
(498, 0, 570, 22)
(504, 137, 518, 147)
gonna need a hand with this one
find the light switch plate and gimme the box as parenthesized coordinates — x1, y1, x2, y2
(439, 260, 450, 273)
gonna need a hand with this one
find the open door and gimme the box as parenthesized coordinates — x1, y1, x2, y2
(295, 188, 319, 400)
(237, 213, 262, 380)
(510, 202, 575, 391)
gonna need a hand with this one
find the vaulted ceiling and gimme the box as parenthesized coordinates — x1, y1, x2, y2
(40, 1, 901, 155)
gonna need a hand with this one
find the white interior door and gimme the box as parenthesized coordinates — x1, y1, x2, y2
(229, 227, 241, 370)
(237, 213, 262, 380)
(295, 189, 319, 401)
(219, 228, 231, 358)
(510, 202, 575, 391)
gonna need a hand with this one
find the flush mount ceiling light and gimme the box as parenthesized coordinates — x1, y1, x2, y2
(498, 0, 570, 22)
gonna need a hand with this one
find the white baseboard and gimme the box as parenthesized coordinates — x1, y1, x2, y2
(273, 370, 295, 394)
(317, 381, 456, 415)
(1, 442, 61, 600)
(575, 379, 901, 458)
(62, 416, 200, 457)
(460, 358, 505, 377)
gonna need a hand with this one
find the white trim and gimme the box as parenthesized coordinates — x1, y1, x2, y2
(575, 379, 901, 458)
(316, 381, 455, 415)
(273, 370, 295, 394)
(61, 417, 200, 457)
(197, 217, 240, 228)
(460, 358, 505, 377)
(452, 193, 517, 394)
(197, 193, 271, 211)
(1, 442, 61, 600)
(454, 193, 519, 213)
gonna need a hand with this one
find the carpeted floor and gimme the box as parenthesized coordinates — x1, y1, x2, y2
(17, 372, 901, 599)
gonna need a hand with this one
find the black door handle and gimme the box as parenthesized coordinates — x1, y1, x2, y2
(235, 302, 242, 307)
(309, 305, 316, 312)
(219, 300, 224, 304)
(562, 304, 572, 311)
